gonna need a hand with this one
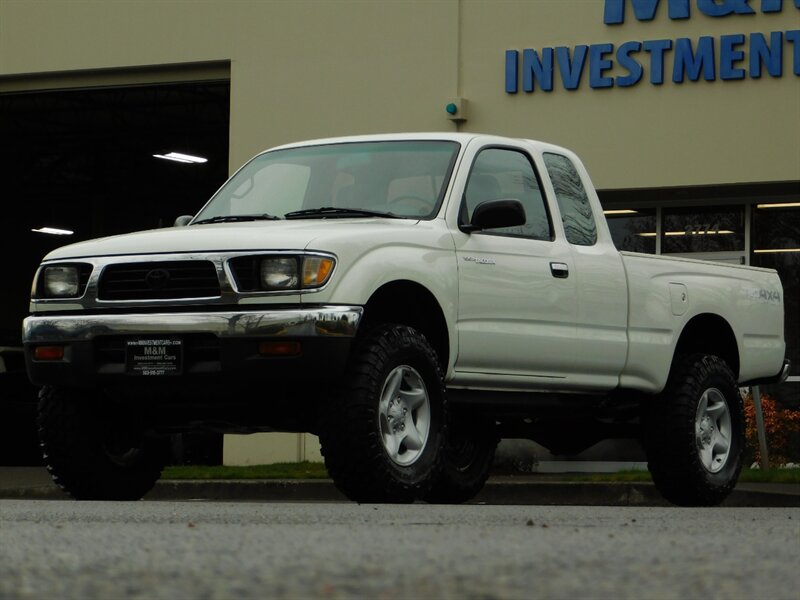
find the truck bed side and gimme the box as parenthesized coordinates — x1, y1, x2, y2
(618, 251, 785, 394)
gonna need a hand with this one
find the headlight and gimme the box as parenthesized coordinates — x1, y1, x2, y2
(260, 257, 300, 290)
(43, 266, 80, 297)
(242, 254, 335, 292)
(33, 263, 92, 299)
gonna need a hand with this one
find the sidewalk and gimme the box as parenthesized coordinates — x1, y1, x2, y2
(1, 467, 798, 506)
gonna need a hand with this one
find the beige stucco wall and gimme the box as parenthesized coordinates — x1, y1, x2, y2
(223, 432, 322, 466)
(1, 0, 798, 465)
(1, 0, 798, 190)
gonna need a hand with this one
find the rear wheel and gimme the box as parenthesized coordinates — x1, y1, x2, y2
(38, 386, 168, 500)
(644, 354, 743, 506)
(320, 324, 446, 503)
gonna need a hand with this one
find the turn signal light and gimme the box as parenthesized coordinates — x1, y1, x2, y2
(258, 341, 302, 357)
(34, 346, 65, 361)
(302, 257, 335, 287)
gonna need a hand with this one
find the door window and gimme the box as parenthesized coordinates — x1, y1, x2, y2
(462, 148, 552, 241)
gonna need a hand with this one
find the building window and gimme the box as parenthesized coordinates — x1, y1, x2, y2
(661, 205, 745, 255)
(752, 201, 800, 381)
(605, 208, 657, 253)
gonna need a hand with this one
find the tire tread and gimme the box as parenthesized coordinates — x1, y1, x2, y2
(320, 324, 446, 503)
(645, 354, 743, 506)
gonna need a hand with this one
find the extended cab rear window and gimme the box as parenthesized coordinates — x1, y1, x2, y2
(543, 153, 598, 246)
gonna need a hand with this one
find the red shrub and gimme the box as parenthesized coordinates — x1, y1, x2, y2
(743, 393, 800, 466)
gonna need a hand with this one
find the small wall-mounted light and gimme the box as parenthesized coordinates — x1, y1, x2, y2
(445, 97, 468, 122)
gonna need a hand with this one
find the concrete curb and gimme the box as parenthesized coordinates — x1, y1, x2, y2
(2, 476, 799, 506)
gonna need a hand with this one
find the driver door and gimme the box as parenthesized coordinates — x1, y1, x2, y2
(452, 146, 578, 388)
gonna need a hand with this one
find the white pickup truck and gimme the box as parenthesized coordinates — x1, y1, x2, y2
(23, 133, 789, 505)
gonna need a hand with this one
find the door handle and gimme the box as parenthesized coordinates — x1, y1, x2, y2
(550, 262, 569, 278)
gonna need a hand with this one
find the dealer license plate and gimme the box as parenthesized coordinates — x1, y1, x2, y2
(125, 338, 183, 376)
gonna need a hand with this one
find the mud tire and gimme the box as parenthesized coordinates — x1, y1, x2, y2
(320, 324, 446, 503)
(644, 354, 744, 507)
(38, 385, 168, 500)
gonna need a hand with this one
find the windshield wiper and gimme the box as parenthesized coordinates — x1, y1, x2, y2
(192, 214, 280, 225)
(284, 206, 402, 220)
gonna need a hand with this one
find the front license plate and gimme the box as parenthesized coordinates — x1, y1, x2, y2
(125, 339, 183, 376)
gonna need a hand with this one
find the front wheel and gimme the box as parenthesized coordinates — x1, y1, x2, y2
(644, 354, 744, 506)
(38, 386, 168, 500)
(320, 324, 446, 503)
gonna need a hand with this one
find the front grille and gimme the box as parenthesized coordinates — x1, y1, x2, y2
(97, 261, 220, 300)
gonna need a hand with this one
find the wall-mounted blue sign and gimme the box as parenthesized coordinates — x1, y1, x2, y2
(604, 0, 792, 24)
(505, 0, 799, 93)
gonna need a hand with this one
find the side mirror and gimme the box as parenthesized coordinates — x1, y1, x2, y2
(173, 215, 193, 227)
(462, 199, 526, 232)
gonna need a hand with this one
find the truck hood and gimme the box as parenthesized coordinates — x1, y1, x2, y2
(42, 218, 422, 261)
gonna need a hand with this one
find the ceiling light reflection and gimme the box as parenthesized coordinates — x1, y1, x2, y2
(32, 227, 74, 236)
(153, 152, 207, 164)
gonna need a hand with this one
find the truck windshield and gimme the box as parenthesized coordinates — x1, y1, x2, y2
(193, 140, 460, 222)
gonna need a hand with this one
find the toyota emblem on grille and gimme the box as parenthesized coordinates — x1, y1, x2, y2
(145, 268, 170, 290)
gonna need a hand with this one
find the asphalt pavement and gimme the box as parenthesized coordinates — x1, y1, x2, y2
(1, 466, 798, 506)
(3, 501, 798, 599)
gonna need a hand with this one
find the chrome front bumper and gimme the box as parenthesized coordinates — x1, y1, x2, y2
(23, 306, 363, 344)
(22, 306, 363, 388)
